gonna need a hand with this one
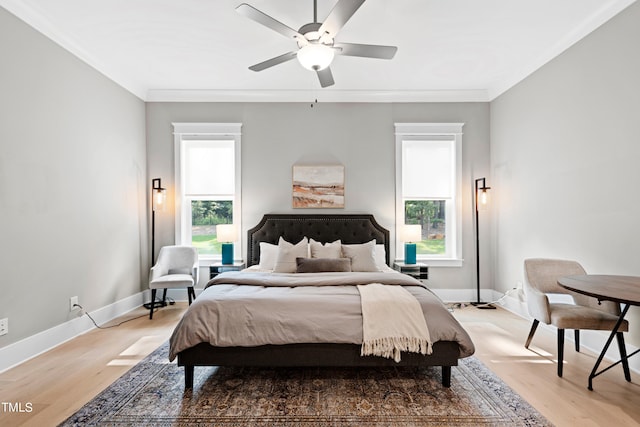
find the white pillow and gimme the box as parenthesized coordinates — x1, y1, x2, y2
(309, 238, 342, 258)
(258, 242, 279, 270)
(374, 244, 387, 269)
(274, 237, 309, 273)
(341, 240, 379, 272)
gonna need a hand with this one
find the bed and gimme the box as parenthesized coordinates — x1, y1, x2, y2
(170, 214, 474, 389)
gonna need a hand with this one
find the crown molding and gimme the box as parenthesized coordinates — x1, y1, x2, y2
(145, 89, 490, 103)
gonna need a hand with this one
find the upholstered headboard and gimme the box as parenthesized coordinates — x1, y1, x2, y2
(246, 214, 390, 267)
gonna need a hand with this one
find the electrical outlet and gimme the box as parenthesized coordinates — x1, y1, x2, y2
(69, 296, 79, 312)
(0, 318, 8, 336)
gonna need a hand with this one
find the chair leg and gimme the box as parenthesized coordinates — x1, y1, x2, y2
(575, 329, 580, 352)
(557, 328, 565, 377)
(187, 287, 195, 305)
(616, 332, 631, 382)
(162, 289, 168, 305)
(149, 289, 156, 319)
(525, 319, 539, 349)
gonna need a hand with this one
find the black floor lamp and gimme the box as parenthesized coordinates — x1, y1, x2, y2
(471, 177, 496, 309)
(151, 178, 166, 265)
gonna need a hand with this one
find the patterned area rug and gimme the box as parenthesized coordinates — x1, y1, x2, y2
(60, 343, 552, 426)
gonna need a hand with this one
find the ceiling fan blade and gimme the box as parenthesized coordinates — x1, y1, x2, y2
(333, 42, 397, 59)
(316, 67, 335, 88)
(318, 0, 365, 37)
(248, 51, 298, 72)
(236, 3, 303, 41)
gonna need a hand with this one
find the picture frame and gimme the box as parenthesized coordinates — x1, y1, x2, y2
(292, 165, 345, 208)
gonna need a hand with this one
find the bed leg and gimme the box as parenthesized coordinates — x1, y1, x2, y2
(184, 365, 194, 389)
(441, 366, 451, 387)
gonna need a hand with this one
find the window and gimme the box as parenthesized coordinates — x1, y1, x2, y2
(173, 123, 241, 261)
(395, 123, 463, 267)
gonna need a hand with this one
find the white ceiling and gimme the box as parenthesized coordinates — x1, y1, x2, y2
(2, 0, 635, 102)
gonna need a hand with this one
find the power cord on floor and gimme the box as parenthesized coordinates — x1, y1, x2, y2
(447, 302, 469, 312)
(72, 304, 150, 329)
(474, 287, 523, 309)
(446, 288, 523, 311)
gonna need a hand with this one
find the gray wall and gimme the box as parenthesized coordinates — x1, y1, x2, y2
(490, 1, 640, 345)
(146, 102, 490, 292)
(0, 8, 147, 346)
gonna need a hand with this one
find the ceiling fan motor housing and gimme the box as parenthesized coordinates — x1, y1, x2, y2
(296, 22, 335, 70)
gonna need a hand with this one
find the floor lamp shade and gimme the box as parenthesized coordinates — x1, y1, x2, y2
(151, 178, 166, 212)
(217, 224, 236, 264)
(402, 224, 422, 265)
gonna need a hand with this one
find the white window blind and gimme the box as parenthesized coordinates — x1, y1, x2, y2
(183, 140, 235, 196)
(402, 139, 454, 199)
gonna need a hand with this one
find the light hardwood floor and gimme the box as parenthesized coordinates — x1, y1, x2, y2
(0, 303, 638, 426)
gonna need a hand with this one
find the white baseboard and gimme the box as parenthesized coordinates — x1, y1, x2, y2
(0, 292, 146, 374)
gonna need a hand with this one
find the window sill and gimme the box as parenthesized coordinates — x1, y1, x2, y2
(197, 257, 223, 267)
(416, 258, 463, 268)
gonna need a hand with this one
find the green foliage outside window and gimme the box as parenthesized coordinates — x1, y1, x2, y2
(405, 200, 445, 255)
(191, 200, 233, 255)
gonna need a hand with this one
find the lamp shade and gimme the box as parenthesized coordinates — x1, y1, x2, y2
(478, 188, 490, 209)
(297, 43, 334, 71)
(216, 224, 236, 243)
(153, 188, 166, 211)
(402, 224, 422, 243)
(152, 178, 166, 212)
(475, 177, 491, 211)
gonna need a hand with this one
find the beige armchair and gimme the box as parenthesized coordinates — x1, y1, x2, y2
(149, 245, 199, 319)
(523, 258, 629, 377)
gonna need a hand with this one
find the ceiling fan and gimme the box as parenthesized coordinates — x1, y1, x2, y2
(236, 0, 397, 88)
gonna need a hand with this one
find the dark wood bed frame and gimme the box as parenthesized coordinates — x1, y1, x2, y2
(177, 214, 460, 388)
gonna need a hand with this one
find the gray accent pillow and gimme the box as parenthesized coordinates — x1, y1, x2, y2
(295, 257, 352, 273)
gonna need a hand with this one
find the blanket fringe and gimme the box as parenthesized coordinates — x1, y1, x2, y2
(361, 336, 433, 363)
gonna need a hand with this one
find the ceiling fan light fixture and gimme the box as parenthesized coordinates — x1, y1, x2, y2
(297, 43, 334, 71)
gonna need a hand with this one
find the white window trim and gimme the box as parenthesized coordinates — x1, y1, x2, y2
(395, 123, 463, 267)
(173, 123, 242, 263)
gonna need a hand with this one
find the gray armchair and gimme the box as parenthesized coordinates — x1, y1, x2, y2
(523, 258, 629, 377)
(149, 245, 199, 319)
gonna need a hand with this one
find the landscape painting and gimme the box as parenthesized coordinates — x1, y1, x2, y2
(292, 165, 345, 208)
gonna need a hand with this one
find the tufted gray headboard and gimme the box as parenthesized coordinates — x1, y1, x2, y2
(246, 214, 390, 267)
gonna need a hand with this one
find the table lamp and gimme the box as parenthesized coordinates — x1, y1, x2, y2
(403, 224, 422, 264)
(216, 224, 236, 265)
